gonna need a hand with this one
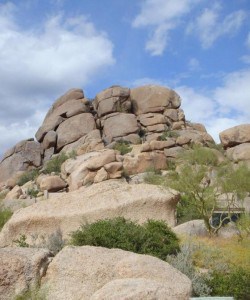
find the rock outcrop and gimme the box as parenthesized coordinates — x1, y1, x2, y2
(0, 180, 179, 246)
(0, 84, 216, 186)
(41, 246, 192, 300)
(0, 248, 52, 300)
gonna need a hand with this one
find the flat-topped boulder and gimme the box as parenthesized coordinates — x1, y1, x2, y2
(0, 180, 179, 246)
(131, 85, 181, 115)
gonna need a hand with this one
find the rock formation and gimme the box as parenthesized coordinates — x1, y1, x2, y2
(0, 84, 215, 188)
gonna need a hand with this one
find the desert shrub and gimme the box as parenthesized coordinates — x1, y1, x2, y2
(43, 152, 69, 174)
(0, 190, 8, 200)
(167, 243, 212, 297)
(0, 206, 12, 230)
(14, 234, 29, 247)
(113, 140, 132, 155)
(176, 195, 203, 224)
(144, 168, 164, 185)
(181, 145, 219, 166)
(158, 130, 179, 141)
(71, 217, 180, 260)
(17, 169, 39, 186)
(27, 188, 39, 198)
(15, 285, 46, 300)
(209, 267, 250, 300)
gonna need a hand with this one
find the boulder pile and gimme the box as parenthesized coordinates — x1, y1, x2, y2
(0, 84, 215, 188)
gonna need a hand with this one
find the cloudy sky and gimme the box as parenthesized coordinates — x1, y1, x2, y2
(0, 0, 249, 157)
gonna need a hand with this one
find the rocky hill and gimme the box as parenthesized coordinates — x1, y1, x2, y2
(0, 84, 249, 300)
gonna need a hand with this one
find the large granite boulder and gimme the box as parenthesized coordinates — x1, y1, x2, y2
(56, 113, 96, 150)
(41, 246, 192, 300)
(0, 180, 179, 246)
(131, 85, 181, 115)
(219, 124, 250, 148)
(94, 86, 131, 117)
(102, 113, 139, 143)
(226, 143, 250, 162)
(0, 248, 52, 300)
(0, 139, 42, 184)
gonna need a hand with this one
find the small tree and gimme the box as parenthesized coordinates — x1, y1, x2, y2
(167, 146, 250, 235)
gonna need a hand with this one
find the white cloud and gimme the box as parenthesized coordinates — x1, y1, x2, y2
(214, 69, 250, 119)
(187, 5, 246, 48)
(132, 0, 201, 55)
(0, 2, 115, 157)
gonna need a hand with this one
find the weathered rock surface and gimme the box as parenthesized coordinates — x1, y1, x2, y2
(0, 180, 179, 246)
(41, 246, 192, 300)
(219, 124, 250, 148)
(94, 86, 131, 117)
(0, 140, 42, 183)
(56, 113, 96, 150)
(226, 143, 250, 162)
(102, 113, 139, 143)
(131, 85, 181, 115)
(0, 247, 52, 300)
(39, 175, 67, 192)
(173, 220, 208, 237)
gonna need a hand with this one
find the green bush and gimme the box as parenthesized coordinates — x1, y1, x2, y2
(158, 130, 179, 141)
(181, 145, 219, 166)
(209, 267, 250, 300)
(17, 169, 39, 186)
(0, 206, 12, 230)
(71, 217, 180, 260)
(43, 152, 69, 174)
(113, 141, 132, 155)
(176, 195, 203, 224)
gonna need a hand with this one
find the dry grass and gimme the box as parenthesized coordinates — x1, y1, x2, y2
(183, 236, 250, 271)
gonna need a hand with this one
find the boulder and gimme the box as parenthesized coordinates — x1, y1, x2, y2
(0, 140, 42, 184)
(219, 124, 250, 148)
(0, 247, 52, 300)
(42, 131, 57, 150)
(4, 185, 23, 200)
(94, 167, 108, 183)
(62, 129, 104, 155)
(56, 113, 96, 150)
(95, 86, 131, 117)
(173, 220, 208, 237)
(226, 143, 250, 162)
(0, 180, 179, 246)
(41, 246, 192, 300)
(177, 129, 214, 145)
(131, 85, 181, 115)
(164, 146, 184, 158)
(52, 88, 84, 110)
(138, 113, 167, 126)
(123, 152, 167, 175)
(102, 113, 139, 143)
(39, 175, 67, 192)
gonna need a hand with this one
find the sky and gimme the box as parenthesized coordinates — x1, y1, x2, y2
(0, 0, 249, 157)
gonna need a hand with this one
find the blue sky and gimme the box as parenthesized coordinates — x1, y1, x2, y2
(0, 0, 249, 156)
